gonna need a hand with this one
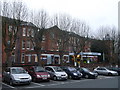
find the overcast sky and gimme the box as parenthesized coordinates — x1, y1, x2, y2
(3, 0, 119, 35)
(22, 0, 119, 34)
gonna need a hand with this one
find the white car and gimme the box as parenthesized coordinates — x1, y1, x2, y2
(94, 67, 118, 76)
(45, 66, 68, 80)
(3, 67, 32, 85)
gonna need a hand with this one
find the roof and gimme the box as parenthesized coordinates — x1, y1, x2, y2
(21, 22, 37, 27)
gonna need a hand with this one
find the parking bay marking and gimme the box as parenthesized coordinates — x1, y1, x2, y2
(98, 76, 115, 79)
(2, 82, 15, 89)
(31, 82, 45, 86)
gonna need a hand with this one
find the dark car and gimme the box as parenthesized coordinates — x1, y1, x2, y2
(60, 66, 82, 79)
(24, 66, 51, 82)
(77, 67, 98, 79)
(107, 67, 120, 75)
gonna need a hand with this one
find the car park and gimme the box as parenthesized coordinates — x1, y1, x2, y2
(94, 67, 118, 76)
(24, 66, 51, 82)
(44, 66, 68, 81)
(2, 67, 32, 86)
(107, 67, 120, 75)
(60, 66, 82, 79)
(77, 67, 98, 79)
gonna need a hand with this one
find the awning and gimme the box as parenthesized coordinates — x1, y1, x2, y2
(79, 52, 101, 56)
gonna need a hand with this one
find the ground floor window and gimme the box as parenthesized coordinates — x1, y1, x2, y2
(21, 53, 25, 63)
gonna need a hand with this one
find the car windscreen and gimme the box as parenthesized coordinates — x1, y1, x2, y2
(68, 67, 77, 72)
(82, 68, 90, 72)
(11, 68, 27, 74)
(53, 66, 63, 72)
(35, 66, 46, 72)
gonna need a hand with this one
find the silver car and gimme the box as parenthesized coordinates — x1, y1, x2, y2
(94, 67, 118, 76)
(3, 67, 32, 85)
(45, 66, 68, 80)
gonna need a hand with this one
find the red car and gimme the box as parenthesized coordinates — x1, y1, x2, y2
(24, 66, 51, 82)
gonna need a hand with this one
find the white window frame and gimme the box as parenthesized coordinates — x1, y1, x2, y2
(27, 41, 30, 50)
(31, 29, 34, 37)
(22, 40, 25, 50)
(21, 53, 25, 63)
(27, 28, 31, 37)
(23, 28, 26, 36)
(8, 25, 12, 32)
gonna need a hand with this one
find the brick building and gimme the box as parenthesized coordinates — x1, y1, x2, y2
(3, 17, 114, 67)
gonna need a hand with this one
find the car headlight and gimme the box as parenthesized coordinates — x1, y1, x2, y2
(89, 72, 94, 75)
(37, 75, 41, 78)
(29, 76, 32, 80)
(14, 78, 21, 81)
(48, 74, 50, 77)
(73, 73, 77, 76)
(80, 73, 83, 76)
(55, 73, 60, 76)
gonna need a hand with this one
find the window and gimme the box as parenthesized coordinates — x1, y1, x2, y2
(45, 67, 54, 72)
(21, 53, 25, 63)
(50, 32, 55, 38)
(31, 43, 34, 50)
(22, 40, 25, 49)
(23, 28, 26, 36)
(97, 68, 106, 70)
(41, 46, 44, 50)
(27, 41, 30, 49)
(27, 28, 31, 37)
(27, 54, 31, 62)
(42, 35, 46, 41)
(8, 25, 12, 32)
(13, 26, 17, 35)
(31, 29, 34, 37)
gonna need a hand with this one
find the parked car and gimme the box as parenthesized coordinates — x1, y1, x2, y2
(24, 66, 51, 82)
(3, 67, 32, 86)
(94, 67, 118, 76)
(77, 67, 98, 79)
(44, 66, 68, 81)
(60, 66, 82, 79)
(107, 67, 120, 75)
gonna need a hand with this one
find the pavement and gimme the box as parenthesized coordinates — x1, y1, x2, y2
(1, 75, 119, 89)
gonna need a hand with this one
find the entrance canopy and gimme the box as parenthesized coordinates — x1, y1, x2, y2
(79, 52, 101, 56)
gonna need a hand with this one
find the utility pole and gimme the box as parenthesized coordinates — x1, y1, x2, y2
(118, 2, 120, 67)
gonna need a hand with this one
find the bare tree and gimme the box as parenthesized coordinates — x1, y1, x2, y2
(70, 18, 90, 37)
(2, 1, 28, 67)
(29, 9, 50, 66)
(51, 13, 72, 31)
(96, 25, 118, 64)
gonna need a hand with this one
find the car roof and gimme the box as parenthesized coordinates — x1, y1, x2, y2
(8, 67, 24, 69)
(45, 66, 58, 68)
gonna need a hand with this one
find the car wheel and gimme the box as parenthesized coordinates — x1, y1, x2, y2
(9, 79, 13, 86)
(95, 71, 99, 75)
(33, 77, 36, 82)
(108, 73, 112, 76)
(69, 75, 72, 79)
(27, 82, 31, 85)
(46, 80, 50, 82)
(53, 76, 57, 80)
(85, 75, 89, 79)
(2, 77, 5, 82)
